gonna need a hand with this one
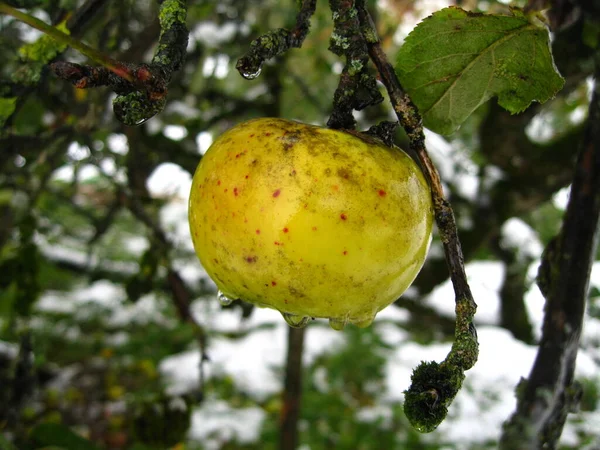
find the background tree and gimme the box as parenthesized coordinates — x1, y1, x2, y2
(0, 0, 599, 449)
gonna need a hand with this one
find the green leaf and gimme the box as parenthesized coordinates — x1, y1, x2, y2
(395, 7, 564, 135)
(0, 97, 17, 127)
(30, 424, 101, 450)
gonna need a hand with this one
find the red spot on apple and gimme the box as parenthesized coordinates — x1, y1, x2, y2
(217, 180, 221, 185)
(234, 187, 239, 196)
(312, 226, 317, 231)
(245, 174, 249, 179)
(343, 251, 348, 255)
(265, 132, 272, 136)
(271, 281, 277, 286)
(340, 213, 347, 221)
(273, 189, 281, 198)
(245, 256, 257, 263)
(378, 189, 387, 197)
(250, 134, 255, 138)
(283, 227, 289, 233)
(256, 229, 261, 234)
(274, 241, 282, 246)
(235, 153, 241, 158)
(284, 299, 288, 304)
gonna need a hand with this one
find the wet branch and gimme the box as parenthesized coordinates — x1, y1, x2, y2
(499, 50, 600, 450)
(49, 0, 189, 125)
(326, 0, 383, 129)
(354, 0, 478, 433)
(236, 0, 316, 80)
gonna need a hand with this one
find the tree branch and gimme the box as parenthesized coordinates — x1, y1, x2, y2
(499, 48, 600, 450)
(326, 0, 383, 129)
(279, 327, 305, 450)
(48, 0, 189, 125)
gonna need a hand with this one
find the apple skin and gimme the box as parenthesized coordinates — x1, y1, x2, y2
(188, 118, 433, 328)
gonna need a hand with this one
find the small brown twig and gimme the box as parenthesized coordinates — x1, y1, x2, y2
(236, 0, 317, 80)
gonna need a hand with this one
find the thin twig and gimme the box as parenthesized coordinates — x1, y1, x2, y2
(0, 2, 133, 81)
(236, 0, 317, 79)
(355, 0, 478, 433)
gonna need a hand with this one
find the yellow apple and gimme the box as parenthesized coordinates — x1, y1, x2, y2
(188, 118, 433, 329)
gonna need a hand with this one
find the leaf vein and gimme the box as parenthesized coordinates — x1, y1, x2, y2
(423, 24, 536, 116)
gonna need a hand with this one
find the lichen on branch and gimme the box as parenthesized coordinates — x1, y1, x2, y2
(236, 0, 317, 80)
(326, 0, 382, 130)
(7, 0, 191, 126)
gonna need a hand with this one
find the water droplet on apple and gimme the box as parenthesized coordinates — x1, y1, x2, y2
(281, 312, 311, 328)
(217, 290, 235, 306)
(351, 314, 376, 328)
(329, 317, 348, 331)
(241, 68, 261, 80)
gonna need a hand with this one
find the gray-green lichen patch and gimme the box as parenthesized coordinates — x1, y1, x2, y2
(158, 0, 187, 30)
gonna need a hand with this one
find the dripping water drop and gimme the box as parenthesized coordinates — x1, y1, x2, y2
(217, 290, 235, 306)
(351, 314, 376, 328)
(328, 317, 348, 331)
(241, 67, 262, 80)
(281, 312, 311, 328)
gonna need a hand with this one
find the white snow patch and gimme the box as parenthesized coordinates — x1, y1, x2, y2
(51, 164, 101, 182)
(390, 0, 453, 46)
(146, 163, 192, 198)
(163, 125, 188, 141)
(188, 400, 265, 448)
(501, 218, 544, 259)
(107, 134, 129, 155)
(425, 130, 479, 200)
(124, 236, 149, 256)
(426, 261, 504, 324)
(202, 54, 230, 79)
(190, 22, 239, 48)
(160, 200, 194, 252)
(526, 112, 555, 144)
(67, 142, 90, 161)
(162, 304, 344, 399)
(196, 131, 213, 155)
(552, 185, 570, 210)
